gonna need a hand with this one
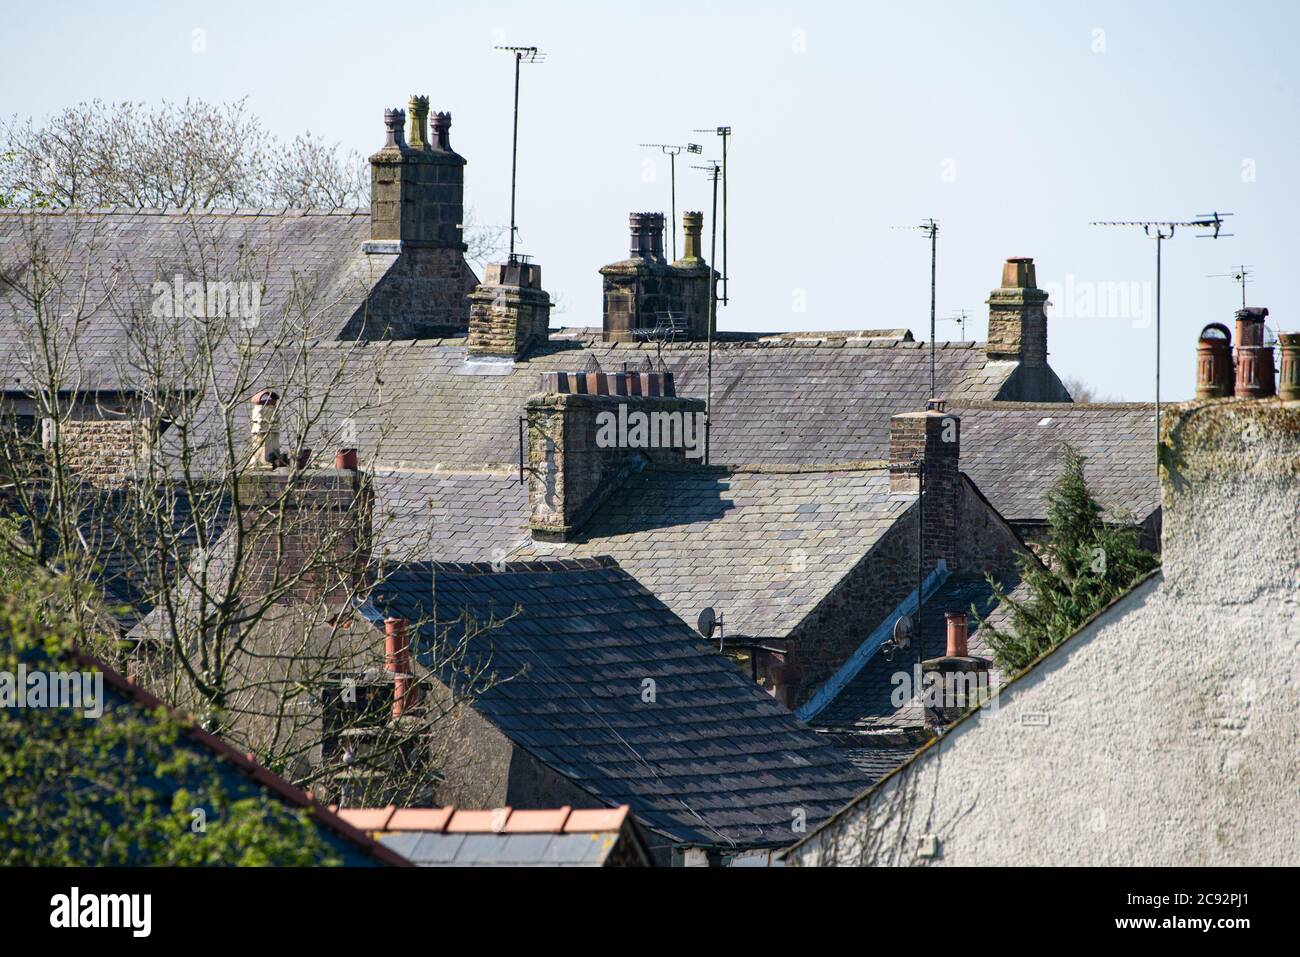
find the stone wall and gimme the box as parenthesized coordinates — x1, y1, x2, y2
(787, 397, 1300, 867)
(342, 246, 478, 339)
(525, 391, 706, 540)
(59, 416, 149, 487)
(782, 476, 1027, 709)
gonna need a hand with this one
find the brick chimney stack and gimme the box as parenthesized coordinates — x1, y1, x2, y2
(889, 402, 961, 570)
(986, 257, 1049, 366)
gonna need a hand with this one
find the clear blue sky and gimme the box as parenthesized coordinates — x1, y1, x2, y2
(6, 0, 1297, 400)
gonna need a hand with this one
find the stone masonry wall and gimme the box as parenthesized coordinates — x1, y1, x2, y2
(787, 398, 1299, 867)
(60, 417, 149, 488)
(526, 392, 706, 539)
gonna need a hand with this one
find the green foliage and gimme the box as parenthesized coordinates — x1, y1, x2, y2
(981, 445, 1159, 672)
(0, 561, 343, 866)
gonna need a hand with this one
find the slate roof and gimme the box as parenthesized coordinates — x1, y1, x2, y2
(0, 208, 384, 387)
(810, 574, 1026, 730)
(285, 335, 1040, 470)
(372, 469, 529, 563)
(954, 402, 1159, 524)
(372, 557, 870, 849)
(511, 464, 911, 638)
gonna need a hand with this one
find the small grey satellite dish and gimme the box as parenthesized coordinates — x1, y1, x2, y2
(882, 613, 914, 662)
(697, 607, 719, 640)
(893, 613, 914, 648)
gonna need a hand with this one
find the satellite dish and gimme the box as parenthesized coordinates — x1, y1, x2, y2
(697, 607, 718, 640)
(893, 614, 914, 648)
(883, 613, 914, 662)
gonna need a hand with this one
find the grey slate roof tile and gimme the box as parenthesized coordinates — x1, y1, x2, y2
(374, 558, 872, 848)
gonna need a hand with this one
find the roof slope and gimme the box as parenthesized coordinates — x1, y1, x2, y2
(310, 336, 1035, 469)
(810, 574, 1024, 730)
(954, 402, 1158, 523)
(375, 558, 870, 849)
(0, 208, 384, 386)
(513, 464, 910, 637)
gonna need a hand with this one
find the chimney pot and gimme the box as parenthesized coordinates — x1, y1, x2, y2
(1000, 257, 1037, 289)
(384, 616, 414, 718)
(926, 398, 946, 412)
(945, 611, 969, 658)
(430, 111, 453, 150)
(1196, 323, 1234, 399)
(336, 448, 359, 470)
(628, 213, 648, 259)
(407, 95, 430, 151)
(680, 211, 704, 262)
(382, 108, 406, 149)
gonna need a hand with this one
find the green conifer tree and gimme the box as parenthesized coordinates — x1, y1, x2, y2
(982, 445, 1159, 671)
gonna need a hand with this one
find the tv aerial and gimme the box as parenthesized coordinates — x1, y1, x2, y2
(1208, 264, 1254, 310)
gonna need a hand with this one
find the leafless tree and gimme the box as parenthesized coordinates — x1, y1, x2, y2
(0, 97, 506, 264)
(0, 212, 512, 807)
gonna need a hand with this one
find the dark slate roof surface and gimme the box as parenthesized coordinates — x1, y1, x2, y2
(812, 574, 1027, 730)
(513, 465, 910, 637)
(374, 558, 870, 849)
(954, 402, 1159, 523)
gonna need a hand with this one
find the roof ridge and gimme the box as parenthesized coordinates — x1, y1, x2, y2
(430, 556, 619, 576)
(651, 460, 890, 475)
(0, 206, 369, 217)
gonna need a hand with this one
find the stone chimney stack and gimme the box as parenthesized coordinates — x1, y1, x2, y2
(922, 610, 989, 729)
(467, 259, 553, 359)
(986, 257, 1049, 366)
(240, 394, 374, 611)
(525, 370, 705, 540)
(368, 99, 466, 249)
(601, 212, 715, 343)
(889, 400, 961, 570)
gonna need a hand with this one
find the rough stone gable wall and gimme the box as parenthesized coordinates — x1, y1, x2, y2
(786, 399, 1299, 867)
(341, 247, 478, 339)
(783, 477, 1028, 709)
(60, 417, 150, 488)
